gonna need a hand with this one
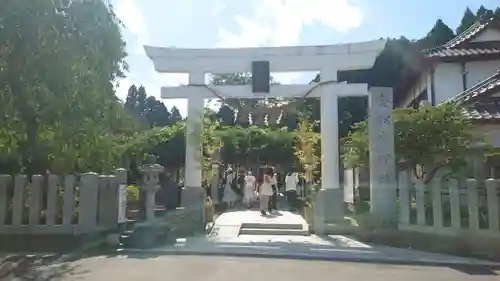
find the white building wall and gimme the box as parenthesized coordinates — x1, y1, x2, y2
(466, 60, 500, 87)
(433, 63, 464, 104)
(400, 59, 500, 107)
(474, 124, 500, 148)
(470, 28, 500, 42)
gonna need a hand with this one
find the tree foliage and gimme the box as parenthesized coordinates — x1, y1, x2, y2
(456, 8, 478, 34)
(342, 104, 485, 182)
(0, 0, 130, 174)
(124, 84, 183, 128)
(418, 19, 455, 49)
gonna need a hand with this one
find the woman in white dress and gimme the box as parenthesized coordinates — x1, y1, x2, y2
(242, 170, 257, 208)
(222, 168, 238, 209)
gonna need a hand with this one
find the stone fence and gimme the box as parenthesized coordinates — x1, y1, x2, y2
(397, 170, 500, 237)
(0, 169, 127, 235)
(344, 167, 500, 236)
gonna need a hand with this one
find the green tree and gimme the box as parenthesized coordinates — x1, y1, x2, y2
(418, 19, 455, 49)
(343, 104, 485, 183)
(456, 8, 477, 34)
(0, 0, 128, 174)
(170, 106, 183, 122)
(124, 84, 173, 127)
(476, 5, 490, 17)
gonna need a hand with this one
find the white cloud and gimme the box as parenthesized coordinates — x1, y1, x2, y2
(218, 0, 363, 48)
(211, 1, 227, 17)
(216, 0, 363, 83)
(113, 0, 189, 116)
(114, 0, 149, 55)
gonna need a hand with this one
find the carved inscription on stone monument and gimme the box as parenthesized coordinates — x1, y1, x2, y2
(368, 87, 397, 220)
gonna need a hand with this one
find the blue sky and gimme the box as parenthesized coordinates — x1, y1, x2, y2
(111, 0, 498, 117)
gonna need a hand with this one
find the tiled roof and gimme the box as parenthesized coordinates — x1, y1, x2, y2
(444, 14, 497, 49)
(462, 98, 500, 121)
(447, 71, 500, 121)
(450, 71, 500, 104)
(423, 13, 500, 59)
(427, 47, 500, 58)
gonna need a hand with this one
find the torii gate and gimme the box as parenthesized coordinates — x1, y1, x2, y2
(144, 40, 397, 229)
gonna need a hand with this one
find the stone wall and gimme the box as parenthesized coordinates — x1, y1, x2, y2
(160, 207, 205, 237)
(352, 228, 500, 261)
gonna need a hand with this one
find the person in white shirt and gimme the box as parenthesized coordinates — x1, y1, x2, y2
(285, 170, 299, 211)
(259, 168, 274, 215)
(242, 170, 257, 208)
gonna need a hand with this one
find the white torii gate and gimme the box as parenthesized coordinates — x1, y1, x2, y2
(144, 40, 397, 228)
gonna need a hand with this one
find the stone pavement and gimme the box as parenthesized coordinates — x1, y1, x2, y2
(120, 234, 500, 266)
(24, 255, 500, 281)
(119, 210, 499, 267)
(212, 209, 309, 236)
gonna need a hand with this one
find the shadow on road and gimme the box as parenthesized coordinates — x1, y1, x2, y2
(0, 253, 90, 281)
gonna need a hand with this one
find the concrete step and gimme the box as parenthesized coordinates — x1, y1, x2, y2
(241, 222, 303, 230)
(239, 228, 310, 236)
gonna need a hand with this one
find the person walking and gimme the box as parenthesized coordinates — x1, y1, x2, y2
(242, 170, 257, 208)
(285, 170, 299, 212)
(259, 168, 274, 216)
(222, 168, 238, 209)
(268, 169, 279, 212)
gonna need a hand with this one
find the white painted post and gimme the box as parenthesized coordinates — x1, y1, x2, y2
(320, 68, 339, 190)
(368, 87, 397, 224)
(184, 71, 205, 190)
(181, 72, 207, 230)
(317, 68, 344, 225)
(115, 168, 128, 225)
(485, 179, 499, 231)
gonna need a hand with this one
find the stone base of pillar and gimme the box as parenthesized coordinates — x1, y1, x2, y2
(313, 188, 348, 235)
(181, 186, 206, 208)
(181, 186, 207, 230)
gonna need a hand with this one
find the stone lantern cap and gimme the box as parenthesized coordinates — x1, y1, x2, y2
(139, 155, 164, 192)
(139, 155, 164, 174)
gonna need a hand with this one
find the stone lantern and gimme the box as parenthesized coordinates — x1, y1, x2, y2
(139, 155, 164, 221)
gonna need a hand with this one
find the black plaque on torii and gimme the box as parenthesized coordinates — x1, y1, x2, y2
(251, 61, 270, 93)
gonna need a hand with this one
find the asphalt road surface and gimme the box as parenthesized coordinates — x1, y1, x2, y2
(11, 255, 500, 281)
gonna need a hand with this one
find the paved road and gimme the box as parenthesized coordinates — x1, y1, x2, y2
(18, 255, 500, 281)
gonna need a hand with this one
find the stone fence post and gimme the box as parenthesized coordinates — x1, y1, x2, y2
(79, 173, 99, 232)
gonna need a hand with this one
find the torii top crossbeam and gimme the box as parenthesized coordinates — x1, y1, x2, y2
(144, 40, 386, 74)
(144, 40, 386, 100)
